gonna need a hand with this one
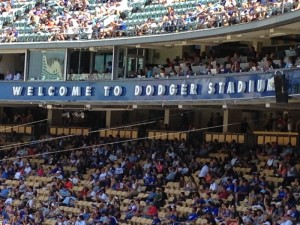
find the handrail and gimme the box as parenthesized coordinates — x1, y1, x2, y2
(49, 126, 90, 136)
(0, 124, 33, 134)
(253, 130, 298, 146)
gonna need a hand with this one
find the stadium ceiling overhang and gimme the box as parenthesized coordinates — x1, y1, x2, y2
(0, 11, 299, 50)
(141, 22, 300, 48)
(2, 97, 300, 111)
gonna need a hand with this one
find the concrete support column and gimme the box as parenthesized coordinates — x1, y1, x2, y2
(112, 46, 120, 80)
(194, 111, 201, 128)
(0, 107, 3, 123)
(223, 109, 229, 132)
(106, 110, 112, 128)
(164, 109, 170, 126)
(47, 109, 53, 126)
(47, 109, 63, 126)
(123, 47, 128, 78)
(252, 41, 262, 53)
(200, 45, 206, 57)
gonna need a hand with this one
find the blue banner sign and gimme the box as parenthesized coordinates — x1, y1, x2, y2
(2, 70, 300, 103)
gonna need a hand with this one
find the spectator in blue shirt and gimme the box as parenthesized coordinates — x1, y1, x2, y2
(170, 215, 180, 225)
(289, 204, 299, 222)
(109, 216, 118, 225)
(187, 208, 198, 222)
(225, 179, 235, 192)
(0, 186, 10, 199)
(1, 169, 8, 179)
(145, 66, 153, 78)
(166, 167, 177, 181)
(152, 215, 161, 225)
(235, 179, 249, 204)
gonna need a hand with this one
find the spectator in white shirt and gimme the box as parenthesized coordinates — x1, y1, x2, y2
(75, 215, 86, 225)
(279, 214, 293, 225)
(266, 155, 275, 168)
(209, 179, 219, 192)
(24, 163, 32, 175)
(14, 169, 23, 180)
(143, 160, 152, 171)
(108, 152, 117, 161)
(198, 162, 210, 184)
(70, 174, 79, 185)
(97, 189, 108, 203)
(230, 155, 239, 167)
(115, 164, 124, 176)
(98, 168, 107, 181)
(14, 158, 24, 168)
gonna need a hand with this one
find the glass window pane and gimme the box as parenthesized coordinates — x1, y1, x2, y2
(28, 49, 65, 81)
(95, 54, 105, 73)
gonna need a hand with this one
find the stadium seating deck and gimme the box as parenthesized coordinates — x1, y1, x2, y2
(0, 130, 300, 225)
(0, 0, 298, 42)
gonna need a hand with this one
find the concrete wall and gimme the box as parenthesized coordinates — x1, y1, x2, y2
(153, 46, 183, 65)
(110, 111, 123, 127)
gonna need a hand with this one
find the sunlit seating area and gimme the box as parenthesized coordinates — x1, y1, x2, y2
(0, 0, 298, 42)
(0, 127, 300, 224)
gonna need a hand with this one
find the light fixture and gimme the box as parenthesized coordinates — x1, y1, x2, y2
(62, 112, 70, 118)
(72, 112, 85, 118)
(269, 32, 286, 37)
(80, 112, 85, 119)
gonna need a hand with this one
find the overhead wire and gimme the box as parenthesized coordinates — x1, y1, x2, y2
(0, 119, 48, 133)
(0, 120, 156, 151)
(0, 118, 265, 163)
(0, 108, 292, 162)
(0, 110, 197, 150)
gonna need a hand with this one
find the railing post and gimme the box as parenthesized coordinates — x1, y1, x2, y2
(112, 46, 120, 80)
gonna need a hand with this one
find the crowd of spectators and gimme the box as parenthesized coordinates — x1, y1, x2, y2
(0, 0, 299, 42)
(0, 123, 300, 225)
(2, 70, 23, 81)
(131, 49, 300, 78)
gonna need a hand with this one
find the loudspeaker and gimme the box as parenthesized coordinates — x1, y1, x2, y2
(274, 74, 288, 103)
